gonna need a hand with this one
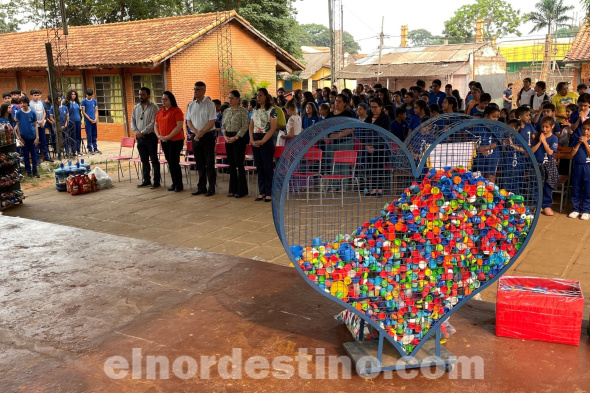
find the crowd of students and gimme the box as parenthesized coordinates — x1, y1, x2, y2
(1, 88, 101, 177)
(4, 77, 589, 219)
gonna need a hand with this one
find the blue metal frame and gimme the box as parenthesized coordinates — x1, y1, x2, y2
(272, 117, 542, 366)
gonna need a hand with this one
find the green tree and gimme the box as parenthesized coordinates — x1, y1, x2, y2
(299, 23, 361, 54)
(555, 26, 579, 38)
(527, 0, 573, 36)
(443, 0, 524, 43)
(0, 8, 19, 33)
(408, 29, 444, 46)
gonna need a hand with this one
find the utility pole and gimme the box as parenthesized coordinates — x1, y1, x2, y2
(377, 17, 384, 83)
(329, 0, 335, 87)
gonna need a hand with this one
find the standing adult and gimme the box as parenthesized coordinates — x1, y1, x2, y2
(66, 90, 82, 156)
(552, 82, 579, 123)
(155, 91, 184, 192)
(186, 81, 217, 196)
(364, 97, 391, 196)
(222, 90, 250, 198)
(502, 83, 513, 110)
(132, 87, 160, 189)
(249, 88, 277, 202)
(517, 78, 534, 107)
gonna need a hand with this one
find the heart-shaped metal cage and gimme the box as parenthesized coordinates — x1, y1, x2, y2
(272, 115, 542, 359)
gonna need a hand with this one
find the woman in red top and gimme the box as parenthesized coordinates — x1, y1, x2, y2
(155, 91, 185, 192)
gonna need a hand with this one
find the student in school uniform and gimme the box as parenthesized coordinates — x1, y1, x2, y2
(390, 107, 409, 141)
(469, 93, 491, 117)
(502, 119, 527, 195)
(428, 79, 447, 110)
(81, 88, 101, 154)
(532, 116, 560, 216)
(474, 105, 501, 183)
(14, 96, 40, 178)
(516, 105, 536, 147)
(569, 119, 590, 220)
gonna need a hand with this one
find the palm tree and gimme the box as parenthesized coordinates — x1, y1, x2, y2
(528, 0, 574, 35)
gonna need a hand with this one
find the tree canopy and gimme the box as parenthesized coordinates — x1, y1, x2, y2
(527, 0, 573, 36)
(408, 29, 444, 46)
(298, 23, 361, 54)
(442, 0, 524, 43)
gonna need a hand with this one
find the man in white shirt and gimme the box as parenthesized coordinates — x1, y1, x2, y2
(517, 77, 534, 108)
(186, 81, 217, 196)
(131, 87, 160, 189)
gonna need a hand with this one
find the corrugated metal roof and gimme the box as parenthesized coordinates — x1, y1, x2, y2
(300, 52, 331, 79)
(338, 61, 466, 79)
(358, 43, 487, 66)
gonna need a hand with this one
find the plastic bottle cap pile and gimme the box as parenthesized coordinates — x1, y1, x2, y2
(291, 167, 533, 354)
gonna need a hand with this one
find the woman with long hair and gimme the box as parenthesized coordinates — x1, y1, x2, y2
(452, 89, 464, 112)
(154, 91, 185, 192)
(249, 88, 277, 202)
(66, 90, 82, 156)
(222, 90, 250, 198)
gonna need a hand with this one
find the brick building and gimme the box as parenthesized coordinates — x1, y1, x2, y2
(0, 11, 303, 141)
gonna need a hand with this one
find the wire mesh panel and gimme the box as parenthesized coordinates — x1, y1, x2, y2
(273, 116, 542, 358)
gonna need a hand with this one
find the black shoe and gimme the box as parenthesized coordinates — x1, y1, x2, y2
(44, 157, 54, 162)
(26, 172, 32, 178)
(255, 194, 265, 201)
(234, 194, 246, 198)
(205, 191, 215, 197)
(150, 183, 161, 189)
(167, 185, 176, 191)
(175, 187, 183, 192)
(227, 193, 235, 198)
(191, 190, 206, 196)
(137, 182, 151, 188)
(265, 196, 272, 202)
(32, 172, 40, 178)
(95, 150, 102, 154)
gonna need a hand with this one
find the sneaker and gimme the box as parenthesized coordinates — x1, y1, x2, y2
(95, 150, 102, 154)
(90, 151, 95, 155)
(569, 211, 580, 219)
(26, 172, 32, 178)
(582, 213, 590, 221)
(32, 172, 40, 178)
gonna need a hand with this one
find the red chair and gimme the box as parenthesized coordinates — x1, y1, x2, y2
(320, 150, 360, 206)
(274, 145, 286, 160)
(105, 137, 135, 182)
(179, 140, 196, 188)
(217, 136, 226, 144)
(291, 148, 322, 201)
(157, 140, 168, 185)
(214, 142, 229, 180)
(244, 144, 257, 192)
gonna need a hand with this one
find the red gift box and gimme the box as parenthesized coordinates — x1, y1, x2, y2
(496, 276, 584, 346)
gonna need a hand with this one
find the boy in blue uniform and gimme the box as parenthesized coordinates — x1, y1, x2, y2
(516, 105, 535, 146)
(390, 107, 408, 141)
(81, 88, 100, 154)
(532, 116, 559, 216)
(14, 96, 40, 177)
(474, 105, 501, 182)
(428, 79, 447, 110)
(502, 119, 527, 195)
(534, 103, 561, 135)
(469, 93, 491, 116)
(569, 119, 590, 220)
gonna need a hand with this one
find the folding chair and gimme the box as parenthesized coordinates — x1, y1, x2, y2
(320, 150, 360, 206)
(554, 146, 573, 213)
(214, 142, 229, 180)
(291, 147, 322, 201)
(179, 140, 197, 188)
(105, 137, 135, 182)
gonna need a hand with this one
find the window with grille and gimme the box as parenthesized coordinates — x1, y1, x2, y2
(61, 76, 84, 97)
(94, 75, 124, 124)
(132, 74, 163, 106)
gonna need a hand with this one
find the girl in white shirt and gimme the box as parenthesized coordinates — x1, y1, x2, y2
(277, 100, 301, 147)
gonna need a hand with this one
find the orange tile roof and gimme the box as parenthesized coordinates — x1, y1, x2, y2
(0, 11, 304, 72)
(565, 21, 590, 62)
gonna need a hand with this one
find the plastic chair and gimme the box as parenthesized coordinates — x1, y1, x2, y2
(320, 150, 360, 206)
(274, 145, 286, 160)
(215, 142, 229, 180)
(105, 137, 135, 182)
(157, 140, 168, 185)
(554, 147, 573, 212)
(179, 140, 196, 187)
(291, 147, 322, 201)
(244, 144, 257, 193)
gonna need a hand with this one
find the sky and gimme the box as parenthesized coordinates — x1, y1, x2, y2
(294, 0, 588, 54)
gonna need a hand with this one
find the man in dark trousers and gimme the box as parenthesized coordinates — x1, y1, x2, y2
(187, 81, 217, 196)
(131, 87, 161, 189)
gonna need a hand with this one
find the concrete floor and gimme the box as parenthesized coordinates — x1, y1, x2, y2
(0, 216, 588, 392)
(1, 141, 589, 390)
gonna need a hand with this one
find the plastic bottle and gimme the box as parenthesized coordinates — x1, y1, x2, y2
(54, 163, 67, 192)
